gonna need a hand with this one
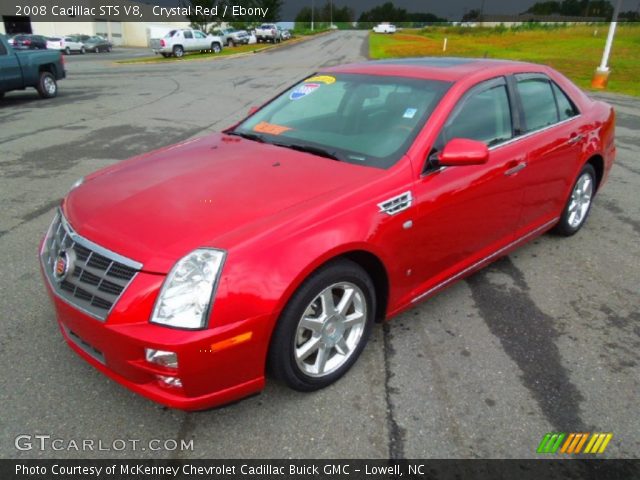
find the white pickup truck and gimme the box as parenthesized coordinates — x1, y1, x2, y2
(150, 29, 223, 58)
(254, 24, 282, 43)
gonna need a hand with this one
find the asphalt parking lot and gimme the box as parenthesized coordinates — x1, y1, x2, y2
(0, 30, 638, 459)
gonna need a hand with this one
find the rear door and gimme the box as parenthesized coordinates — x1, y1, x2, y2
(511, 74, 583, 233)
(182, 30, 196, 51)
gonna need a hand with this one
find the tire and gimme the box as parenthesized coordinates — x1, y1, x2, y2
(227, 39, 235, 47)
(64, 47, 71, 55)
(37, 71, 58, 99)
(268, 259, 376, 392)
(211, 42, 221, 53)
(80, 46, 85, 54)
(107, 46, 112, 52)
(173, 45, 184, 58)
(553, 163, 597, 236)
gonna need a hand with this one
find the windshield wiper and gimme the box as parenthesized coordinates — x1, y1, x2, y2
(227, 131, 266, 143)
(273, 142, 340, 161)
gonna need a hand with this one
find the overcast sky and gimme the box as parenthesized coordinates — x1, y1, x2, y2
(280, 0, 639, 20)
(139, 0, 640, 20)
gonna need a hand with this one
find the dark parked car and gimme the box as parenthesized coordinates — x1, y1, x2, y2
(82, 36, 112, 53)
(0, 34, 65, 99)
(12, 34, 48, 50)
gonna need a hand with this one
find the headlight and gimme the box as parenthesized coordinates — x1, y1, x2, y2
(150, 248, 226, 330)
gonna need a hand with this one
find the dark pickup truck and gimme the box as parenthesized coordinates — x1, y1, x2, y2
(0, 34, 66, 99)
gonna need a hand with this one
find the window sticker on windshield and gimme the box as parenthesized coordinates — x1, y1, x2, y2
(253, 121, 291, 135)
(403, 108, 418, 119)
(290, 83, 321, 100)
(304, 75, 336, 85)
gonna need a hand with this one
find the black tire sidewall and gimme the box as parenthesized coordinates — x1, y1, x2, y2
(555, 163, 596, 236)
(269, 259, 376, 391)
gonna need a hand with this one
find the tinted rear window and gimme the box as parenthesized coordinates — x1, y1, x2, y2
(516, 77, 558, 132)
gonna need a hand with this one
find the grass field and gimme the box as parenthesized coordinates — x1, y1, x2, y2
(369, 25, 640, 97)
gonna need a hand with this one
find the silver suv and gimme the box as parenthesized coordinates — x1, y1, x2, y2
(150, 29, 223, 58)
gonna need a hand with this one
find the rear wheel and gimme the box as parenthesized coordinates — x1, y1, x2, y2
(553, 163, 596, 236)
(227, 39, 235, 47)
(37, 71, 58, 99)
(211, 42, 221, 53)
(173, 45, 184, 58)
(268, 259, 376, 391)
(80, 46, 85, 54)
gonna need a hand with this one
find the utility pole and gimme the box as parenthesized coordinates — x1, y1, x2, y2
(311, 0, 315, 31)
(591, 0, 622, 89)
(330, 0, 333, 28)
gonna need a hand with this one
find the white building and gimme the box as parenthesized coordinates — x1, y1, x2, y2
(1, 0, 191, 47)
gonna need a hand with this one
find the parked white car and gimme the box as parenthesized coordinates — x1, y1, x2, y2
(47, 36, 86, 54)
(149, 29, 223, 58)
(372, 23, 397, 34)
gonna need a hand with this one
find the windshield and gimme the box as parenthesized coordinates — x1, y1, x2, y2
(231, 73, 450, 169)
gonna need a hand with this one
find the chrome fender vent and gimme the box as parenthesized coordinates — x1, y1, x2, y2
(378, 191, 413, 216)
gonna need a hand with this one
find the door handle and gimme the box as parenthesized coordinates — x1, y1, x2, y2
(504, 161, 528, 176)
(567, 134, 584, 145)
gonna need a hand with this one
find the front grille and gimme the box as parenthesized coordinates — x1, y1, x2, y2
(41, 210, 142, 321)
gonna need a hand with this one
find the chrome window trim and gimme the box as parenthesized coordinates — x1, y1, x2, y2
(488, 114, 581, 152)
(411, 217, 559, 304)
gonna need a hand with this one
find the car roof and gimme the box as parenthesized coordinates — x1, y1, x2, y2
(322, 57, 548, 82)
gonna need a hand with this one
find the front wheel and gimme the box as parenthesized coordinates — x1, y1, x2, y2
(80, 46, 85, 54)
(64, 47, 71, 55)
(553, 163, 596, 236)
(268, 259, 376, 391)
(227, 39, 235, 47)
(37, 71, 58, 98)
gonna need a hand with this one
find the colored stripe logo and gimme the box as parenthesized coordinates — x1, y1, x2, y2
(537, 433, 613, 454)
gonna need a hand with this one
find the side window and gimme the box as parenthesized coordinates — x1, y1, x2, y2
(441, 82, 513, 147)
(552, 82, 578, 121)
(195, 31, 206, 39)
(183, 31, 193, 39)
(516, 78, 558, 132)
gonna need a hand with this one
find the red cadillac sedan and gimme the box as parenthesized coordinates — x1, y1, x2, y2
(40, 58, 615, 410)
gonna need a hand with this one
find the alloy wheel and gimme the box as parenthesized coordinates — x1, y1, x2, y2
(294, 282, 366, 377)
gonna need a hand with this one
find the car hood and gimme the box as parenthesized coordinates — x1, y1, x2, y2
(64, 133, 381, 273)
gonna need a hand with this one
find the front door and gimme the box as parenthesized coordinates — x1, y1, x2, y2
(410, 77, 526, 300)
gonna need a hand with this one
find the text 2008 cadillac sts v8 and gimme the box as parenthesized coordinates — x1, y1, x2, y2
(40, 58, 615, 410)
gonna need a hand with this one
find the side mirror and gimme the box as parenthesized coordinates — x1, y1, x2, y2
(438, 138, 489, 167)
(248, 106, 259, 116)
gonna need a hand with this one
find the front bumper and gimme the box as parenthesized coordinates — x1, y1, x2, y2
(41, 263, 268, 411)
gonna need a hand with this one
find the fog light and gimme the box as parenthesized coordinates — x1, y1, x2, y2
(156, 375, 183, 388)
(145, 348, 178, 369)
